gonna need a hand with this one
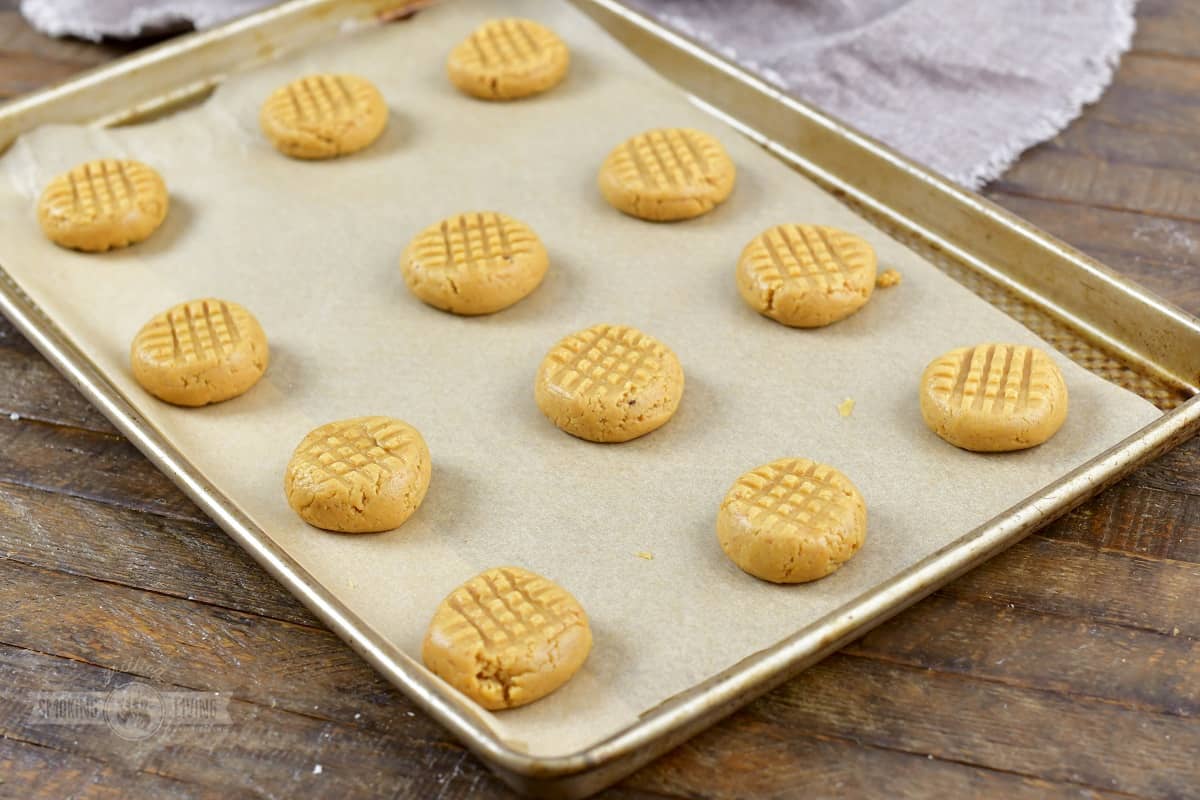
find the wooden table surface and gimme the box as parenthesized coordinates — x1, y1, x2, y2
(1, 2, 1198, 798)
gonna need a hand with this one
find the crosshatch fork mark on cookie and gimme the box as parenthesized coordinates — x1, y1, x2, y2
(616, 129, 719, 191)
(267, 75, 372, 124)
(136, 300, 250, 364)
(733, 459, 858, 536)
(541, 325, 667, 400)
(285, 76, 354, 121)
(459, 19, 559, 70)
(926, 344, 1049, 414)
(411, 212, 537, 274)
(443, 568, 574, 651)
(745, 225, 874, 292)
(42, 159, 159, 220)
(295, 418, 421, 494)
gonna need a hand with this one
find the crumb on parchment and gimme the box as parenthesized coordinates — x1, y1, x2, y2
(635, 551, 654, 561)
(876, 269, 901, 288)
(837, 398, 855, 418)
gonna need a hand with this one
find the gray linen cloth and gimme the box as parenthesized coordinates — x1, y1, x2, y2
(20, 0, 1137, 187)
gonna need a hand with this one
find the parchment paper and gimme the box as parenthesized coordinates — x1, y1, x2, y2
(0, 0, 1160, 758)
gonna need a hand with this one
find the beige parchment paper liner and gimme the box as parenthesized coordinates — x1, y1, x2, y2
(0, 0, 1159, 759)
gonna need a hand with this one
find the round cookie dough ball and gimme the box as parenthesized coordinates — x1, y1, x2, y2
(598, 128, 735, 222)
(718, 458, 867, 584)
(401, 211, 548, 315)
(535, 323, 684, 443)
(447, 18, 569, 100)
(284, 416, 431, 533)
(736, 224, 877, 328)
(130, 298, 268, 407)
(38, 158, 168, 252)
(422, 566, 592, 710)
(920, 343, 1069, 452)
(259, 74, 388, 159)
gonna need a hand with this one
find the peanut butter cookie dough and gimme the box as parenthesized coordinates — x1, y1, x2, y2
(401, 211, 548, 315)
(876, 268, 902, 288)
(598, 128, 735, 222)
(535, 323, 684, 443)
(260, 74, 388, 159)
(718, 458, 867, 584)
(38, 159, 168, 252)
(447, 18, 569, 100)
(284, 416, 431, 533)
(130, 298, 268, 407)
(920, 343, 1069, 452)
(422, 566, 592, 710)
(737, 224, 877, 328)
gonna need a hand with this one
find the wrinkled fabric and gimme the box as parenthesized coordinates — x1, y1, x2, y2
(20, 0, 270, 38)
(20, 0, 1137, 187)
(624, 0, 1137, 187)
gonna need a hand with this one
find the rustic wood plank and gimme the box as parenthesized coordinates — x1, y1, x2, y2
(5, 641, 1103, 800)
(0, 313, 36, 354)
(0, 643, 1163, 800)
(754, 655, 1200, 798)
(0, 418, 205, 524)
(1133, 0, 1200, 59)
(0, 11, 133, 66)
(0, 343, 117, 432)
(626, 720, 1138, 800)
(994, 149, 1200, 222)
(0, 481, 318, 627)
(940, 533, 1200, 639)
(848, 592, 1199, 717)
(1039, 118, 1200, 177)
(0, 559, 400, 732)
(0, 646, 525, 800)
(1088, 53, 1200, 136)
(1130, 436, 1200, 499)
(1042, 480, 1200, 563)
(0, 50, 99, 98)
(0, 734, 234, 800)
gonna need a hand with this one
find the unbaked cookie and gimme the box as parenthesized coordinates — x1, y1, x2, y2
(737, 224, 877, 327)
(598, 128, 735, 222)
(535, 323, 684, 443)
(920, 343, 1069, 452)
(401, 211, 548, 315)
(718, 458, 867, 584)
(260, 74, 388, 159)
(422, 566, 591, 710)
(130, 298, 268, 407)
(284, 416, 431, 533)
(38, 159, 168, 252)
(447, 18, 569, 100)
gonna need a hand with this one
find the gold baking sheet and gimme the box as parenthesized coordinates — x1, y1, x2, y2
(0, 0, 1161, 763)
